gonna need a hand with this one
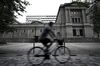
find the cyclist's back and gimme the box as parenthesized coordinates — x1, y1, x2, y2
(39, 22, 56, 47)
(39, 26, 51, 40)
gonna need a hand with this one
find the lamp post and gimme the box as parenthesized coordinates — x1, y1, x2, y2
(33, 23, 37, 48)
(35, 26, 36, 37)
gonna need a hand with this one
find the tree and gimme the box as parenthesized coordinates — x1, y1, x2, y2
(93, 0, 100, 38)
(0, 0, 30, 33)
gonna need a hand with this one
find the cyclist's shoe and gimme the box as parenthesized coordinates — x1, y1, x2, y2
(44, 54, 50, 59)
(44, 49, 49, 53)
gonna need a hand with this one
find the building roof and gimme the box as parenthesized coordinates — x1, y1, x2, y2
(60, 1, 89, 8)
(55, 1, 89, 23)
(26, 15, 56, 23)
(31, 21, 43, 24)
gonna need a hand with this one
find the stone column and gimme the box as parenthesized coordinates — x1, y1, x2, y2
(66, 26, 73, 38)
(27, 29, 30, 38)
(82, 9, 86, 23)
(69, 9, 72, 23)
(65, 9, 69, 23)
(84, 26, 93, 38)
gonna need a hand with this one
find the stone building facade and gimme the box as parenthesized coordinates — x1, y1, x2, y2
(55, 2, 94, 41)
(1, 2, 99, 42)
(0, 21, 45, 42)
(0, 15, 57, 42)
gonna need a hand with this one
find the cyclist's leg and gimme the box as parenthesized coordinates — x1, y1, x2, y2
(57, 39, 64, 45)
(39, 38, 47, 49)
(38, 38, 51, 59)
(45, 38, 52, 48)
(41, 38, 51, 59)
(40, 38, 51, 49)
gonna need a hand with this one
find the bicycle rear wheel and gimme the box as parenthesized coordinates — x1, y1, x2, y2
(54, 46, 71, 63)
(27, 47, 45, 65)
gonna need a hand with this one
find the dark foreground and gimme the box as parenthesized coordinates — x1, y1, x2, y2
(0, 55, 100, 66)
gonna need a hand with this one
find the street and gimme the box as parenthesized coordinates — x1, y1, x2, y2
(0, 42, 100, 66)
(0, 43, 100, 56)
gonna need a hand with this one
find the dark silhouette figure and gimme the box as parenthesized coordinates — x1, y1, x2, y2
(39, 22, 56, 59)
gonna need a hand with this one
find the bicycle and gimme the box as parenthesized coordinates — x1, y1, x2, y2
(27, 39, 71, 65)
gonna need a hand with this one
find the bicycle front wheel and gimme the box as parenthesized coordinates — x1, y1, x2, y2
(27, 47, 45, 65)
(54, 46, 71, 64)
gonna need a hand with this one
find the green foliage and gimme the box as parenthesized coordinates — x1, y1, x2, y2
(0, 0, 30, 33)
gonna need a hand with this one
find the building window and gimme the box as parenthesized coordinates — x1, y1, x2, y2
(24, 30, 25, 33)
(40, 29, 42, 32)
(80, 29, 84, 36)
(70, 9, 81, 15)
(78, 18, 81, 23)
(72, 18, 81, 23)
(75, 18, 77, 23)
(73, 28, 84, 36)
(73, 29, 76, 36)
(32, 29, 34, 32)
(72, 18, 74, 23)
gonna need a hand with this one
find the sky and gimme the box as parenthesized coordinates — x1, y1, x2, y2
(17, 0, 72, 23)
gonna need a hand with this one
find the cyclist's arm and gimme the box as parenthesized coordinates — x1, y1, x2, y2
(49, 30, 57, 40)
(47, 26, 56, 39)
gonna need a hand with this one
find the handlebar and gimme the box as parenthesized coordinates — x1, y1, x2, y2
(53, 38, 64, 42)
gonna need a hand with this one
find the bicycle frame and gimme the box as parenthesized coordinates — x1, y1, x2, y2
(32, 39, 66, 55)
(40, 40, 66, 54)
(48, 42, 59, 54)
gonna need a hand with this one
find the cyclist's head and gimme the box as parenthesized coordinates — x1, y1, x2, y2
(48, 22, 54, 27)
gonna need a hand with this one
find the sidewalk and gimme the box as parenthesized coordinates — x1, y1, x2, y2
(0, 54, 100, 66)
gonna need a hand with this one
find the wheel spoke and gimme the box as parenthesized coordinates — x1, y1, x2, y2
(54, 46, 70, 63)
(27, 47, 45, 65)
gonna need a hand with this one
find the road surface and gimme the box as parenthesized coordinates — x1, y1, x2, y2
(0, 42, 100, 56)
(0, 42, 100, 66)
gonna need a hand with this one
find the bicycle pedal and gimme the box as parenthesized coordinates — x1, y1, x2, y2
(44, 54, 50, 59)
(52, 55, 58, 56)
(44, 57, 50, 60)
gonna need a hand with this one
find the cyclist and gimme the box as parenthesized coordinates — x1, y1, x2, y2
(39, 22, 56, 59)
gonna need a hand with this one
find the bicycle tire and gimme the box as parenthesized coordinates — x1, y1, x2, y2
(54, 46, 71, 64)
(27, 47, 45, 65)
